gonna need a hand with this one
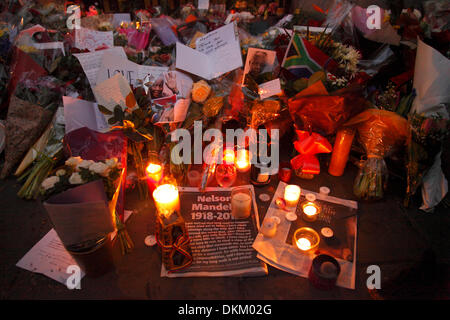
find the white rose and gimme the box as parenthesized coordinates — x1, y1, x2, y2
(76, 160, 95, 171)
(65, 156, 82, 168)
(41, 176, 59, 190)
(105, 157, 118, 168)
(89, 162, 110, 177)
(55, 169, 66, 177)
(68, 172, 84, 185)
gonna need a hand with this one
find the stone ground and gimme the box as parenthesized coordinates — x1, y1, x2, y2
(1, 161, 449, 300)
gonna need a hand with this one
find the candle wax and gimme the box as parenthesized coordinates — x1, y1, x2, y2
(231, 192, 252, 219)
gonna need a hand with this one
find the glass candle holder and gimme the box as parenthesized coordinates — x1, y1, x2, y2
(235, 149, 251, 173)
(301, 201, 320, 222)
(215, 164, 237, 188)
(231, 187, 252, 219)
(278, 162, 292, 183)
(293, 227, 320, 252)
(146, 163, 162, 192)
(187, 169, 202, 187)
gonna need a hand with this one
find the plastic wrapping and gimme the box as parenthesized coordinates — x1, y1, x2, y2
(150, 16, 179, 46)
(345, 109, 409, 200)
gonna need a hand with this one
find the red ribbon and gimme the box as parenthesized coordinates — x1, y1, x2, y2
(290, 130, 332, 175)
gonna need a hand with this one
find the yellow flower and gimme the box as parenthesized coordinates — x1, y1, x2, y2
(191, 80, 211, 103)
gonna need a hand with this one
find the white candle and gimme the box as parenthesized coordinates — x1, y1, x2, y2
(153, 184, 180, 218)
(231, 192, 252, 219)
(235, 149, 250, 173)
(296, 237, 312, 251)
(284, 185, 301, 207)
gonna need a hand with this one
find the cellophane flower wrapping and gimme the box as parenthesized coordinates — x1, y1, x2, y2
(345, 109, 409, 200)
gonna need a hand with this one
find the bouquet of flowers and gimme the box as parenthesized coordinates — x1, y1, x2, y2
(345, 109, 409, 200)
(405, 112, 450, 206)
(41, 156, 133, 256)
(0, 76, 64, 178)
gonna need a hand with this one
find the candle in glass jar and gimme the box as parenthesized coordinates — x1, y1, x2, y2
(223, 148, 235, 164)
(235, 149, 251, 173)
(231, 191, 252, 219)
(284, 185, 301, 207)
(296, 237, 312, 251)
(146, 163, 162, 182)
(152, 184, 180, 218)
(302, 202, 319, 222)
(328, 127, 355, 177)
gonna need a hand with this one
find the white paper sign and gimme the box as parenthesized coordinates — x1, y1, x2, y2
(258, 79, 282, 99)
(33, 42, 65, 55)
(198, 0, 209, 10)
(96, 51, 168, 88)
(63, 96, 109, 134)
(93, 73, 138, 124)
(176, 22, 243, 80)
(74, 47, 127, 88)
(75, 27, 114, 52)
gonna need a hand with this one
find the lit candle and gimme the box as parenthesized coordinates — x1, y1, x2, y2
(146, 163, 162, 192)
(153, 184, 180, 219)
(223, 148, 235, 164)
(231, 191, 252, 219)
(296, 237, 312, 251)
(235, 149, 250, 173)
(302, 202, 319, 222)
(284, 185, 301, 208)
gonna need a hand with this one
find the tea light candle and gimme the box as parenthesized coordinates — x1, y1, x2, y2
(284, 185, 301, 208)
(302, 202, 319, 222)
(153, 184, 180, 219)
(296, 237, 312, 251)
(231, 191, 252, 219)
(146, 163, 162, 182)
(235, 149, 250, 173)
(223, 148, 235, 164)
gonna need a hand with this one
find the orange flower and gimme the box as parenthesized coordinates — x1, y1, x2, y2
(125, 92, 137, 110)
(191, 80, 211, 103)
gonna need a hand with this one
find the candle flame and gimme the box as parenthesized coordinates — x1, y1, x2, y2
(296, 238, 312, 251)
(303, 204, 318, 216)
(146, 163, 162, 174)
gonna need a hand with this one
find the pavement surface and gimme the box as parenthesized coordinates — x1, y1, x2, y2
(1, 160, 449, 300)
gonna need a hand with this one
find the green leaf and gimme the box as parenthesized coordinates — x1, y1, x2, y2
(98, 105, 113, 115)
(108, 117, 118, 125)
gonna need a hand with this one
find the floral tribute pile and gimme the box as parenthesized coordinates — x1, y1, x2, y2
(0, 0, 448, 272)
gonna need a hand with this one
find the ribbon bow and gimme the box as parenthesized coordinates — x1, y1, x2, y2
(290, 130, 332, 175)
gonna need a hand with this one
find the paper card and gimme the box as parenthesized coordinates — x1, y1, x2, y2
(176, 22, 243, 80)
(75, 27, 114, 52)
(113, 13, 131, 28)
(96, 51, 168, 88)
(242, 48, 277, 86)
(258, 78, 282, 99)
(63, 96, 109, 134)
(74, 47, 127, 88)
(93, 73, 138, 124)
(34, 42, 65, 55)
(16, 229, 84, 286)
(198, 0, 209, 10)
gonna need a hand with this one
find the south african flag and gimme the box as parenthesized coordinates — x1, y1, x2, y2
(282, 33, 337, 79)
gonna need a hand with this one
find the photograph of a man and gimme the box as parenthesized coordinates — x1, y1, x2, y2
(242, 48, 277, 85)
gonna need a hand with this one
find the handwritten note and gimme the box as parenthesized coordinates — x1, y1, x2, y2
(75, 27, 114, 52)
(258, 79, 282, 99)
(176, 22, 242, 80)
(74, 47, 127, 88)
(96, 51, 168, 88)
